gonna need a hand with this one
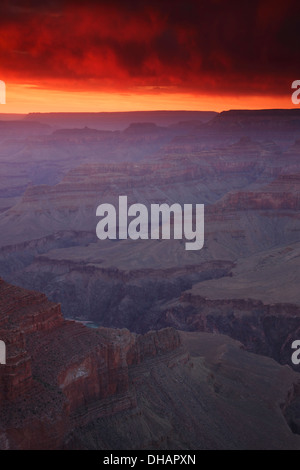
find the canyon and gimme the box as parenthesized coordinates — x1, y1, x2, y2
(0, 110, 300, 448)
(0, 113, 299, 368)
(1, 277, 300, 450)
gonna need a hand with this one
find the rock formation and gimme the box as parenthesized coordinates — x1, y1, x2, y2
(1, 278, 300, 449)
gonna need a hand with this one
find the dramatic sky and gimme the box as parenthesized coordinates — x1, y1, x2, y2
(0, 0, 299, 112)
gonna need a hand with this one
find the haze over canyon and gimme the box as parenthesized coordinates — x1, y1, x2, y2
(0, 109, 300, 449)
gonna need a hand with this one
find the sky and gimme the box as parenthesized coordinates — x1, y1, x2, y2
(0, 0, 299, 113)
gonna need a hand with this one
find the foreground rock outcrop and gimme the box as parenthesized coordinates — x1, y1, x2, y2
(0, 277, 187, 449)
(1, 278, 300, 450)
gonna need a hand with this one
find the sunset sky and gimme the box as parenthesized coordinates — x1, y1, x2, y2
(0, 0, 299, 113)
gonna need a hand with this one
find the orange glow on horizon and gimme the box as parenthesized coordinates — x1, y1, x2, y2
(0, 83, 295, 114)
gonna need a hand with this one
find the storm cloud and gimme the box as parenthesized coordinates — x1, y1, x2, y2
(0, 0, 299, 96)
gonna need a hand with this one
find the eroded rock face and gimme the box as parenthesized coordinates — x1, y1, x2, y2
(1, 278, 300, 450)
(158, 293, 300, 368)
(0, 277, 186, 449)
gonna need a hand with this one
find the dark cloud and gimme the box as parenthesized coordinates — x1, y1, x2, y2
(0, 0, 299, 95)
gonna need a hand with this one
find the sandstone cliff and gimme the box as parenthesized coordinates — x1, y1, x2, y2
(0, 277, 186, 449)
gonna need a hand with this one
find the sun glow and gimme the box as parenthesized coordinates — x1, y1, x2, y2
(0, 83, 292, 114)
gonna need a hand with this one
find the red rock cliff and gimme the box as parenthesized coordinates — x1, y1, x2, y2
(0, 277, 186, 449)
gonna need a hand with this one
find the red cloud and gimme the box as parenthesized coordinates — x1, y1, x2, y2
(0, 0, 299, 96)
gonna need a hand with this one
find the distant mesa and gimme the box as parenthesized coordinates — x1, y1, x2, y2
(123, 122, 166, 134)
(210, 108, 300, 132)
(23, 111, 218, 131)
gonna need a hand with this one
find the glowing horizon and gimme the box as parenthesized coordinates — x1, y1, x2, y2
(0, 83, 294, 114)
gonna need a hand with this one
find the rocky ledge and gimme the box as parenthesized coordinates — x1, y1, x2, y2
(1, 277, 300, 450)
(0, 277, 186, 449)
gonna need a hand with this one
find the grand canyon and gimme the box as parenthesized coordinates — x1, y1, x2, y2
(0, 109, 300, 449)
